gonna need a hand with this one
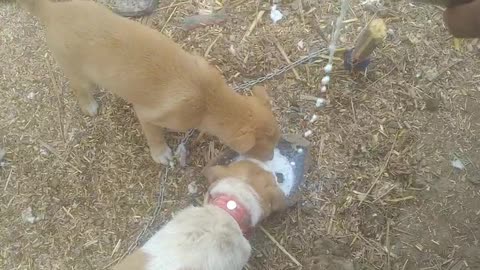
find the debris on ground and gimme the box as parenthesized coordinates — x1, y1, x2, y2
(175, 143, 188, 167)
(451, 157, 465, 170)
(181, 10, 228, 31)
(187, 181, 198, 195)
(0, 147, 5, 162)
(21, 207, 44, 224)
(270, 5, 284, 23)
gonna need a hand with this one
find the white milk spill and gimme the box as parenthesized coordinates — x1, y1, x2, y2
(236, 148, 295, 196)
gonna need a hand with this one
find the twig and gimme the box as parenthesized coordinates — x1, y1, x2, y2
(111, 239, 122, 258)
(385, 196, 415, 203)
(242, 10, 265, 42)
(45, 58, 66, 143)
(386, 219, 391, 270)
(62, 206, 75, 219)
(372, 183, 397, 203)
(316, 135, 325, 167)
(160, 3, 178, 33)
(358, 132, 399, 206)
(274, 39, 301, 81)
(313, 14, 329, 43)
(4, 168, 13, 191)
(357, 233, 398, 259)
(259, 226, 302, 267)
(350, 97, 356, 124)
(327, 205, 336, 235)
(21, 106, 40, 130)
(38, 140, 82, 173)
(298, 0, 305, 25)
(204, 33, 222, 58)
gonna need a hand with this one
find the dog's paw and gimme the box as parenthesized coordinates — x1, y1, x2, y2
(151, 146, 173, 165)
(81, 100, 99, 117)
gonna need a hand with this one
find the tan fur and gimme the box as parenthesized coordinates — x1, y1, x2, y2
(113, 160, 286, 270)
(17, 0, 280, 163)
(113, 249, 149, 270)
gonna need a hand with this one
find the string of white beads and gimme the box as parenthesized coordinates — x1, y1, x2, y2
(306, 0, 349, 139)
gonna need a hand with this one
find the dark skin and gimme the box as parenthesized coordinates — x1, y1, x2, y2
(444, 0, 480, 38)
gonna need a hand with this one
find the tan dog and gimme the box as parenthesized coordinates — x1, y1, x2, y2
(17, 0, 280, 164)
(113, 160, 287, 270)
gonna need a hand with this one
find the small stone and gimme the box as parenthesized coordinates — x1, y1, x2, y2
(297, 40, 304, 50)
(187, 181, 198, 195)
(39, 148, 48, 156)
(270, 5, 283, 23)
(315, 98, 326, 108)
(451, 158, 465, 170)
(21, 207, 44, 224)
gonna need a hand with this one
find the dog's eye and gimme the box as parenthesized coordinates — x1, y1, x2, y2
(275, 172, 284, 183)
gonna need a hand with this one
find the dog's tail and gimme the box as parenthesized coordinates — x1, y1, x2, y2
(17, 0, 50, 17)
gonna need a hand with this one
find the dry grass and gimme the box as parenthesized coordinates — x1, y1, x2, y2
(1, 0, 480, 269)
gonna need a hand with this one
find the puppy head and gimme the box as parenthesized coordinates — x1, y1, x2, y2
(228, 86, 280, 161)
(203, 160, 287, 222)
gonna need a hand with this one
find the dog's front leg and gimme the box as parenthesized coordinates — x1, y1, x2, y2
(65, 73, 98, 117)
(137, 116, 173, 165)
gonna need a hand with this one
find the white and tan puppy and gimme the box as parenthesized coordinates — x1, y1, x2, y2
(114, 160, 287, 270)
(17, 0, 280, 164)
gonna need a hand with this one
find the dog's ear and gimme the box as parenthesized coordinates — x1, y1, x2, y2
(267, 186, 288, 213)
(229, 132, 256, 154)
(203, 165, 229, 184)
(252, 86, 272, 107)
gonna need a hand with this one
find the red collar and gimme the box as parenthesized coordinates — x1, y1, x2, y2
(208, 194, 254, 239)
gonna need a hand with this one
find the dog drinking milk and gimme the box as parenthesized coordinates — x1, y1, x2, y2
(17, 0, 280, 164)
(113, 160, 287, 270)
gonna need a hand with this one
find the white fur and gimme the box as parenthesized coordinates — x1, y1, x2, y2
(142, 206, 251, 270)
(140, 178, 263, 270)
(238, 151, 295, 196)
(209, 177, 263, 226)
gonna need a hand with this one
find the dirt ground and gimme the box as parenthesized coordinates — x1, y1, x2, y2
(1, 0, 479, 269)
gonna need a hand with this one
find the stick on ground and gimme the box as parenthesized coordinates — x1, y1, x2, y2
(352, 18, 387, 63)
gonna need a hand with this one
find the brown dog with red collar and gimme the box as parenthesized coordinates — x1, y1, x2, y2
(17, 0, 280, 164)
(113, 159, 287, 270)
(444, 0, 480, 38)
